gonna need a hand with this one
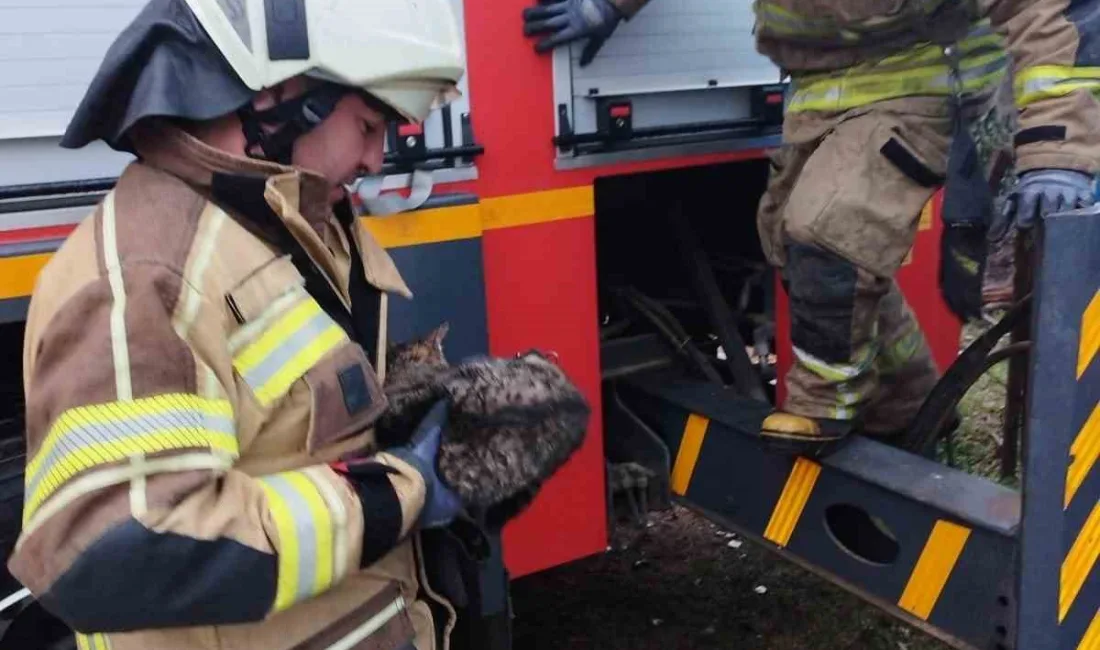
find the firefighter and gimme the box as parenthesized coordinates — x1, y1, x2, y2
(523, 0, 1100, 456)
(8, 0, 470, 648)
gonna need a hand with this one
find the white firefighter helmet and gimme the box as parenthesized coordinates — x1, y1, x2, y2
(183, 0, 465, 124)
(62, 0, 466, 155)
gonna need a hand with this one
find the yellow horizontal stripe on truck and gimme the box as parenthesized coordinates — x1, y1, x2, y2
(0, 253, 51, 300)
(482, 186, 595, 230)
(0, 187, 599, 302)
(362, 203, 482, 248)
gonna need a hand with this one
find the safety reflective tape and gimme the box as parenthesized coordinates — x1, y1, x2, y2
(23, 394, 236, 519)
(1080, 290, 1100, 380)
(1080, 611, 1100, 650)
(1015, 65, 1100, 108)
(763, 458, 821, 547)
(75, 633, 111, 650)
(787, 24, 1006, 113)
(898, 519, 971, 620)
(670, 414, 709, 496)
(259, 470, 339, 613)
(789, 51, 1007, 113)
(233, 296, 348, 407)
(1066, 403, 1100, 509)
(792, 345, 876, 383)
(1061, 500, 1100, 622)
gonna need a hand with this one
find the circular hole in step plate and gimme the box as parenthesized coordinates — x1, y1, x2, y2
(823, 503, 901, 566)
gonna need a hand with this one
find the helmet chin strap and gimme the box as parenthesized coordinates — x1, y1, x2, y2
(237, 83, 351, 165)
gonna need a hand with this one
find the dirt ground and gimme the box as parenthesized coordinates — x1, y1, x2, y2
(510, 320, 1013, 650)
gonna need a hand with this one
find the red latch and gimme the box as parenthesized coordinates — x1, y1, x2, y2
(398, 123, 424, 137)
(610, 104, 632, 118)
(766, 93, 784, 105)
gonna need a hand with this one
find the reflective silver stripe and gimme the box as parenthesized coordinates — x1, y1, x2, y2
(240, 310, 336, 390)
(261, 474, 319, 605)
(326, 596, 408, 650)
(26, 401, 235, 499)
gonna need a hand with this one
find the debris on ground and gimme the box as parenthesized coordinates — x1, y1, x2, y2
(512, 322, 1006, 649)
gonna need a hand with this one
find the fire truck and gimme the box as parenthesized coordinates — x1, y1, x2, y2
(0, 1, 1095, 649)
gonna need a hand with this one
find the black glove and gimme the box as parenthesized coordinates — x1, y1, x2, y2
(522, 0, 624, 67)
(939, 225, 987, 322)
(938, 117, 992, 322)
(387, 401, 465, 530)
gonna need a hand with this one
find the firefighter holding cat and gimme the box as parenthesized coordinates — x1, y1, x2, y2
(523, 0, 1100, 456)
(9, 0, 472, 648)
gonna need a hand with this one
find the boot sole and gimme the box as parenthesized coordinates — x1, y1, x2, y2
(759, 430, 850, 459)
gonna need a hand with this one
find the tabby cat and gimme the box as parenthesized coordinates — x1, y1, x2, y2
(377, 323, 591, 516)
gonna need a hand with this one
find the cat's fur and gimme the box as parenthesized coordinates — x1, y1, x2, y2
(376, 323, 592, 514)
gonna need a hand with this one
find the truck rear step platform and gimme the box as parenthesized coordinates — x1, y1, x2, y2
(614, 373, 1020, 650)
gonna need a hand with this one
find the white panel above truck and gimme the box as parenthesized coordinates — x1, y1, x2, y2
(0, 0, 478, 194)
(551, 0, 785, 168)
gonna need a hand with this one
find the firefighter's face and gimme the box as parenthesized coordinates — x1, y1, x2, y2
(291, 92, 388, 204)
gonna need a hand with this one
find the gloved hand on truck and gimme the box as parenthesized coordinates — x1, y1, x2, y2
(522, 0, 624, 67)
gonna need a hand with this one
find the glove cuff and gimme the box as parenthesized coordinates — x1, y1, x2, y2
(330, 461, 406, 567)
(384, 447, 436, 530)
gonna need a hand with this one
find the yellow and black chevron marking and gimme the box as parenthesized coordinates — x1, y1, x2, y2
(1078, 290, 1100, 381)
(1062, 501, 1100, 624)
(1062, 289, 1100, 648)
(1080, 611, 1100, 650)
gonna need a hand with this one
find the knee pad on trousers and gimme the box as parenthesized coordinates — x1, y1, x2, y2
(784, 242, 859, 364)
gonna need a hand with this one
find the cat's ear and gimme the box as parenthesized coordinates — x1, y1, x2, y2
(427, 321, 450, 346)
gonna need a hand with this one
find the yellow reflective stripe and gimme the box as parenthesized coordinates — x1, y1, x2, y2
(1061, 500, 1100, 622)
(27, 394, 233, 481)
(282, 471, 335, 594)
(789, 49, 1007, 113)
(232, 297, 348, 407)
(26, 429, 238, 520)
(23, 394, 236, 521)
(1066, 403, 1100, 509)
(254, 325, 345, 406)
(793, 345, 876, 384)
(1015, 65, 1100, 108)
(258, 470, 339, 613)
(1080, 290, 1100, 380)
(75, 633, 111, 650)
(1080, 611, 1100, 650)
(234, 298, 323, 375)
(898, 520, 971, 620)
(763, 458, 821, 547)
(670, 414, 709, 496)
